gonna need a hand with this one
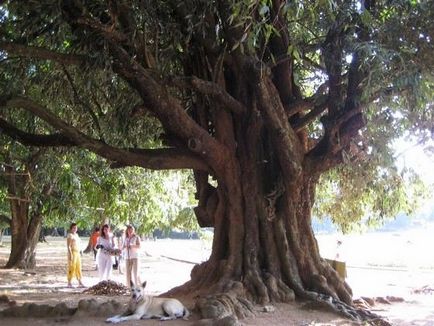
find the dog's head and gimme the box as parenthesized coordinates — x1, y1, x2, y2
(130, 280, 147, 302)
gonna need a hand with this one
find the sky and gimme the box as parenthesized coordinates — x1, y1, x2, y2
(395, 138, 434, 185)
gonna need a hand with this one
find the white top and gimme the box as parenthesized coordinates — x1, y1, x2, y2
(96, 235, 115, 256)
(123, 235, 140, 260)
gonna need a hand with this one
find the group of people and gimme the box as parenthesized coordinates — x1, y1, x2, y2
(66, 223, 141, 288)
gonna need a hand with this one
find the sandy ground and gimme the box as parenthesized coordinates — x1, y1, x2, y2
(0, 230, 433, 325)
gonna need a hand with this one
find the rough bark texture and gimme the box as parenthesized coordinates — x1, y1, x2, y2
(4, 165, 43, 269)
(164, 79, 362, 320)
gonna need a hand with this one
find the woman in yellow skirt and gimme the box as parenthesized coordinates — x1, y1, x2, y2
(66, 223, 85, 287)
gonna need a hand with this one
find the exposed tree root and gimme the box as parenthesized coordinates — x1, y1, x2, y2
(194, 290, 391, 326)
(195, 291, 255, 320)
(180, 272, 390, 325)
(307, 294, 392, 325)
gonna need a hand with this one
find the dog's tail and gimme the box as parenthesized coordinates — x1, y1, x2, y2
(182, 307, 190, 320)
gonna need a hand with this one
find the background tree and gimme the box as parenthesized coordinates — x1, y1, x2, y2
(0, 188, 10, 245)
(0, 0, 433, 322)
(0, 28, 196, 267)
(0, 133, 63, 268)
(0, 140, 197, 268)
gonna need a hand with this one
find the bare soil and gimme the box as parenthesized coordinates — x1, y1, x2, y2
(0, 234, 433, 325)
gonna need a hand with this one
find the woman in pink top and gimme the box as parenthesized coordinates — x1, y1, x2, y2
(122, 225, 141, 286)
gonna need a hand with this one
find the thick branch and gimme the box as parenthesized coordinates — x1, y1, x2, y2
(110, 46, 229, 175)
(269, 0, 297, 104)
(76, 16, 128, 43)
(56, 3, 230, 176)
(322, 11, 348, 116)
(110, 147, 209, 170)
(1, 96, 208, 171)
(304, 106, 364, 175)
(249, 62, 303, 188)
(0, 118, 76, 147)
(292, 98, 328, 132)
(286, 98, 315, 118)
(0, 42, 87, 66)
(306, 4, 372, 175)
(171, 76, 246, 115)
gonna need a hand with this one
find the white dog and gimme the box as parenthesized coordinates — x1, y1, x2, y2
(106, 281, 190, 323)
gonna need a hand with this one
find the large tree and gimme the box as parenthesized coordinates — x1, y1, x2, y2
(0, 0, 433, 322)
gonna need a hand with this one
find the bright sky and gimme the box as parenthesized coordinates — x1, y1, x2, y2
(394, 138, 434, 185)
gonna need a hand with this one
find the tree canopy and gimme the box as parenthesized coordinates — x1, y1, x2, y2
(0, 0, 433, 323)
(0, 1, 432, 229)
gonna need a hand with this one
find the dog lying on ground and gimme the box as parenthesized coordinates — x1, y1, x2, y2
(106, 281, 190, 323)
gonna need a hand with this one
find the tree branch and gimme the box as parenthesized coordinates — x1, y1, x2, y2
(0, 117, 76, 147)
(59, 3, 230, 176)
(306, 3, 372, 175)
(292, 98, 329, 132)
(0, 42, 87, 66)
(110, 148, 208, 170)
(170, 76, 246, 115)
(0, 96, 209, 171)
(109, 46, 229, 175)
(249, 60, 303, 187)
(76, 16, 128, 43)
(322, 10, 349, 116)
(286, 95, 323, 118)
(269, 0, 297, 104)
(61, 66, 103, 137)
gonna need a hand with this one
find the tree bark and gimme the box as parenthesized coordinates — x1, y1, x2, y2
(164, 66, 382, 323)
(4, 166, 43, 269)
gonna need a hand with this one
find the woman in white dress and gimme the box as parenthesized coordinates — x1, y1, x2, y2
(96, 224, 115, 281)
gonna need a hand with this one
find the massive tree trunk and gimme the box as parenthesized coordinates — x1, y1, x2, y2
(4, 165, 43, 269)
(162, 29, 371, 319)
(165, 73, 361, 320)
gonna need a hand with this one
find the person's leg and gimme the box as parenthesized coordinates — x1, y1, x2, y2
(67, 255, 74, 287)
(98, 254, 106, 280)
(125, 259, 132, 286)
(106, 256, 113, 280)
(93, 248, 98, 270)
(131, 258, 139, 286)
(76, 252, 84, 286)
(101, 255, 109, 280)
(118, 256, 123, 274)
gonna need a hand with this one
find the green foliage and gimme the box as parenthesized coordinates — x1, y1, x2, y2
(315, 90, 433, 232)
(315, 160, 430, 233)
(0, 0, 433, 234)
(113, 168, 199, 235)
(0, 139, 199, 234)
(0, 1, 191, 233)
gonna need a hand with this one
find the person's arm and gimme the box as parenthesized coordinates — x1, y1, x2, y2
(135, 236, 141, 248)
(121, 237, 126, 250)
(89, 233, 95, 249)
(66, 234, 73, 261)
(96, 236, 102, 249)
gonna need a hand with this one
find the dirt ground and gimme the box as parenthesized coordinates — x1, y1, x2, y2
(0, 234, 433, 325)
